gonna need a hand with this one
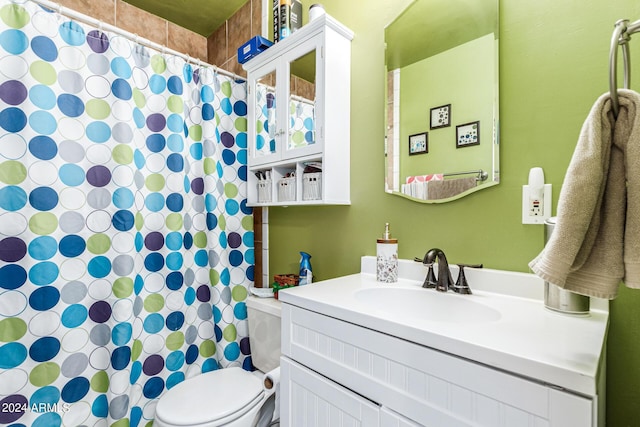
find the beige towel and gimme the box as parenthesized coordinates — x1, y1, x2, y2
(529, 89, 640, 299)
(427, 177, 477, 200)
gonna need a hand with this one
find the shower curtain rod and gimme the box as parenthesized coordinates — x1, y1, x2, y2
(29, 0, 240, 81)
(609, 18, 640, 117)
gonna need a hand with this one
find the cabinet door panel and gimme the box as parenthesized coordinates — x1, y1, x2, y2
(280, 357, 379, 427)
(282, 43, 322, 161)
(549, 388, 593, 426)
(255, 71, 278, 157)
(380, 407, 422, 427)
(250, 62, 280, 166)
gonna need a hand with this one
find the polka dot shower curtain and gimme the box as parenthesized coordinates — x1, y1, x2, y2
(0, 1, 254, 426)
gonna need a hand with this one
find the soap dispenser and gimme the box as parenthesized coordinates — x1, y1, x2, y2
(377, 223, 398, 283)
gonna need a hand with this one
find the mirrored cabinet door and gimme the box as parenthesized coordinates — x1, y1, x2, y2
(250, 63, 280, 166)
(254, 68, 278, 159)
(249, 44, 321, 165)
(283, 46, 320, 160)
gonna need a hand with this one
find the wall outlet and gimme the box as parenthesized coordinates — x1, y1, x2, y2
(522, 183, 552, 224)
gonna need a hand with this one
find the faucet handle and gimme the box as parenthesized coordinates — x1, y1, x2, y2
(459, 263, 483, 269)
(452, 265, 472, 294)
(451, 264, 482, 294)
(422, 263, 437, 288)
(452, 264, 482, 295)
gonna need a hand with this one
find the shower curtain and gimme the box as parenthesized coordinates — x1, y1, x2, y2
(0, 1, 253, 426)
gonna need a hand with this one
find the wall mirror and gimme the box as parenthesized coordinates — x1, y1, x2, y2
(384, 0, 499, 203)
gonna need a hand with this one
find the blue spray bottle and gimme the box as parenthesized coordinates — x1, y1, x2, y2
(299, 251, 312, 285)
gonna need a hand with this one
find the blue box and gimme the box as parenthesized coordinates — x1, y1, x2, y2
(238, 36, 273, 64)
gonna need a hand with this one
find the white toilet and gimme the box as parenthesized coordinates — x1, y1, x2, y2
(153, 296, 282, 427)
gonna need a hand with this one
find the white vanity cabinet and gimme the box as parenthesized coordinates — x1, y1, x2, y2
(280, 304, 597, 427)
(243, 15, 353, 206)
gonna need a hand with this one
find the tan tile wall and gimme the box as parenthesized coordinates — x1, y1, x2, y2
(57, 0, 208, 62)
(208, 1, 316, 98)
(207, 0, 262, 77)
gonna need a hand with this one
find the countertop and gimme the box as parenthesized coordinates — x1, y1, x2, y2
(278, 256, 609, 397)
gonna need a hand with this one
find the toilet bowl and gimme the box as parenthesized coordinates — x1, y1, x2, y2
(153, 296, 282, 427)
(153, 367, 265, 427)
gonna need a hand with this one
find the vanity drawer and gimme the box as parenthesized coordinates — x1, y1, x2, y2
(281, 304, 594, 427)
(280, 357, 380, 426)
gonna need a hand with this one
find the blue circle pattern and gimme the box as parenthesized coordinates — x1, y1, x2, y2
(0, 2, 253, 426)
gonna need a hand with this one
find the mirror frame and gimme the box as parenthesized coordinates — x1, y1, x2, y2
(384, 0, 500, 203)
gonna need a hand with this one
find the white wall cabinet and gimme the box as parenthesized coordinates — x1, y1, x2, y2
(243, 15, 353, 206)
(280, 303, 599, 427)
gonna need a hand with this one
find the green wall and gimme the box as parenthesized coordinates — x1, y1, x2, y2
(268, 0, 640, 424)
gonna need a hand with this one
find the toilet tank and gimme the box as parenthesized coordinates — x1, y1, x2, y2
(246, 296, 281, 372)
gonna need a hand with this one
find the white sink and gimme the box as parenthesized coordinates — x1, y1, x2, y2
(278, 257, 609, 397)
(355, 287, 501, 323)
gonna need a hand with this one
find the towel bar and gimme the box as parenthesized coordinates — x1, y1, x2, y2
(443, 169, 488, 182)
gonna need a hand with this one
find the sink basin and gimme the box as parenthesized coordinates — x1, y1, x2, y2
(355, 287, 501, 323)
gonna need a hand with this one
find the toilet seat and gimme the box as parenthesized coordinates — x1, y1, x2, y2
(154, 367, 265, 426)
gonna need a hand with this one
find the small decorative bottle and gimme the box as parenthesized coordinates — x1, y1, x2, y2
(377, 223, 398, 283)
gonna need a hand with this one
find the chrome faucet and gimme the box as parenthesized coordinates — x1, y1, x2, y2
(420, 248, 482, 294)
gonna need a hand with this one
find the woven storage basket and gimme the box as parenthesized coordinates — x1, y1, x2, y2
(257, 179, 272, 203)
(302, 172, 322, 200)
(277, 176, 296, 202)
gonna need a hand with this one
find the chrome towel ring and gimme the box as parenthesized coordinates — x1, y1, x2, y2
(610, 18, 640, 118)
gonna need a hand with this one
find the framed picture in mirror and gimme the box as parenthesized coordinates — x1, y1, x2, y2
(409, 132, 428, 155)
(456, 121, 480, 148)
(430, 104, 451, 129)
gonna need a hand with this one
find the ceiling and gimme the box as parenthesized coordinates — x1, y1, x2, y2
(122, 0, 250, 37)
